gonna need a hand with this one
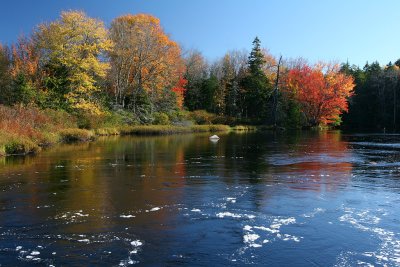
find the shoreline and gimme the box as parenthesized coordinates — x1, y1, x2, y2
(0, 124, 232, 157)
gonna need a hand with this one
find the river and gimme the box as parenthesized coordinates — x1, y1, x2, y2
(0, 131, 399, 266)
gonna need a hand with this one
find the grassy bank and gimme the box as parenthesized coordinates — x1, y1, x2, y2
(0, 105, 78, 156)
(119, 124, 230, 135)
(0, 105, 231, 157)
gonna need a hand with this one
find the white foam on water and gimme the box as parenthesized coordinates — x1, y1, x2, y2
(243, 233, 260, 243)
(338, 207, 400, 266)
(216, 212, 255, 219)
(30, 251, 40, 255)
(302, 208, 326, 218)
(130, 240, 143, 247)
(240, 216, 301, 255)
(217, 212, 241, 218)
(276, 217, 296, 225)
(253, 226, 279, 234)
(36, 205, 51, 209)
(78, 239, 90, 243)
(119, 259, 138, 266)
(15, 246, 22, 251)
(75, 212, 89, 217)
(191, 208, 201, 212)
(226, 197, 236, 203)
(120, 215, 136, 218)
(243, 225, 252, 231)
(356, 261, 374, 267)
(149, 207, 161, 212)
(282, 234, 301, 242)
(249, 243, 262, 248)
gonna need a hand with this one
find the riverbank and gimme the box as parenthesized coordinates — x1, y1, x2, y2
(0, 105, 233, 157)
(0, 124, 231, 157)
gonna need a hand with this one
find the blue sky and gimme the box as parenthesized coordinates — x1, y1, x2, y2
(1, 0, 399, 66)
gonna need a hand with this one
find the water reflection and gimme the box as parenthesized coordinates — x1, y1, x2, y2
(0, 131, 399, 266)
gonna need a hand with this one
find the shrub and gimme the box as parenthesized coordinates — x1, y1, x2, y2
(4, 137, 40, 155)
(153, 112, 170, 125)
(59, 128, 95, 142)
(190, 110, 216, 125)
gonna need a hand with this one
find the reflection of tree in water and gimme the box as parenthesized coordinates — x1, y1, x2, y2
(0, 136, 196, 235)
(0, 132, 353, 231)
(272, 131, 353, 193)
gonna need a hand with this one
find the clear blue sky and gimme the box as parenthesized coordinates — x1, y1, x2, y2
(1, 0, 399, 66)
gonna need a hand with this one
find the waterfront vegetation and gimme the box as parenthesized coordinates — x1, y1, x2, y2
(1, 11, 399, 156)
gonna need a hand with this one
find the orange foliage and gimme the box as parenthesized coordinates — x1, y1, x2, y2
(10, 37, 40, 83)
(109, 14, 184, 106)
(285, 63, 355, 126)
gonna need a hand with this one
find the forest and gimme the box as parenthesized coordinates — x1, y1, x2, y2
(0, 11, 398, 155)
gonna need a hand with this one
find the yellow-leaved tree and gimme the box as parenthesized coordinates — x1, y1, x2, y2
(34, 11, 112, 114)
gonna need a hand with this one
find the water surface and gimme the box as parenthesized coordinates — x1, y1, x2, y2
(0, 131, 399, 266)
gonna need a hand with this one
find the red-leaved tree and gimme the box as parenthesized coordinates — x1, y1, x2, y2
(172, 77, 187, 109)
(285, 63, 355, 126)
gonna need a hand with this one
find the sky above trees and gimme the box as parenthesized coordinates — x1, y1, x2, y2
(1, 0, 399, 66)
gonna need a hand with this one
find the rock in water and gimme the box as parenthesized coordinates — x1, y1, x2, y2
(209, 135, 220, 140)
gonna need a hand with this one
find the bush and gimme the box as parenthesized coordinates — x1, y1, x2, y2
(190, 110, 217, 125)
(211, 115, 239, 126)
(59, 128, 95, 142)
(153, 112, 170, 125)
(4, 137, 40, 155)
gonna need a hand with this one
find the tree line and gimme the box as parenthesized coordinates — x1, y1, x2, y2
(0, 10, 393, 130)
(341, 61, 400, 132)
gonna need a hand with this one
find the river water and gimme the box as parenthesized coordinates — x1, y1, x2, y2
(0, 131, 399, 266)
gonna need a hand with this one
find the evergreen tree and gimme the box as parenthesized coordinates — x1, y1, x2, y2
(241, 37, 272, 121)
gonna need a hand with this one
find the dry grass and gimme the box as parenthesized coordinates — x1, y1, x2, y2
(0, 105, 77, 155)
(119, 124, 230, 135)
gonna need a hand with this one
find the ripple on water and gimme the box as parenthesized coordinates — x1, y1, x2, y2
(338, 207, 400, 266)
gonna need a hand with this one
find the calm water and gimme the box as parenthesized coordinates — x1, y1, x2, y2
(0, 131, 400, 266)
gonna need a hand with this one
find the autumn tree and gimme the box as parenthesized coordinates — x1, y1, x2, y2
(183, 50, 209, 111)
(285, 63, 355, 126)
(211, 50, 248, 117)
(109, 14, 184, 117)
(172, 77, 187, 109)
(7, 36, 45, 105)
(34, 11, 112, 114)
